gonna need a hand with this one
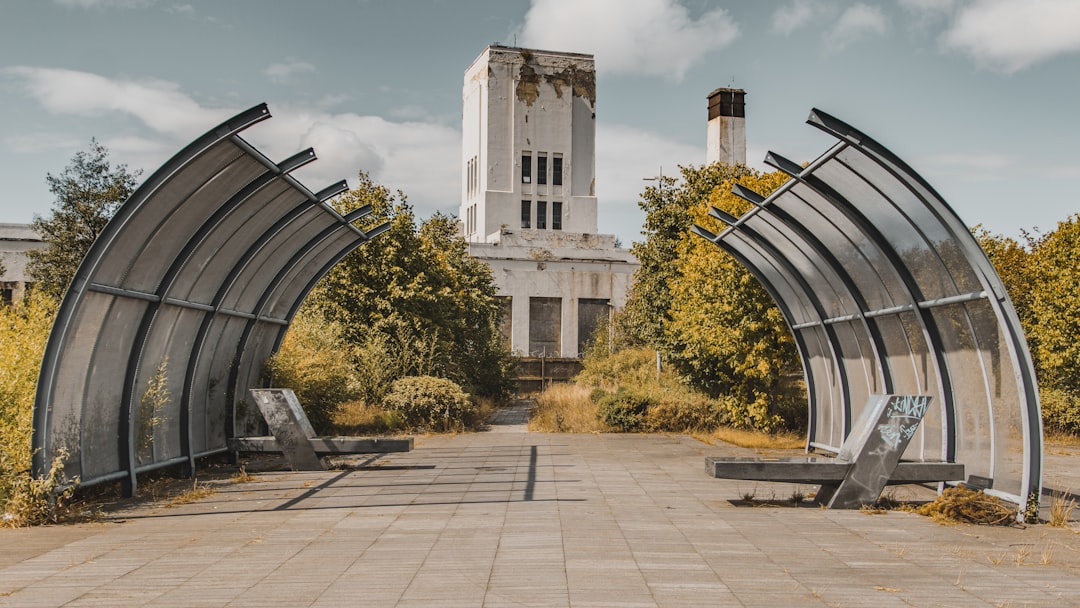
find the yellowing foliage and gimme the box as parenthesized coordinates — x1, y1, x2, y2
(1, 294, 58, 524)
(665, 170, 804, 431)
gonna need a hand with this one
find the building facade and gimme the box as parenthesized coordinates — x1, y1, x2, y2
(0, 223, 44, 304)
(460, 46, 637, 357)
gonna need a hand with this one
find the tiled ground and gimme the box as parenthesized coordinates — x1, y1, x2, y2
(3, 409, 1080, 607)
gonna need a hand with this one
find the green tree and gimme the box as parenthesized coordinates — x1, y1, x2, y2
(666, 170, 803, 430)
(303, 172, 513, 400)
(623, 163, 753, 347)
(26, 140, 140, 300)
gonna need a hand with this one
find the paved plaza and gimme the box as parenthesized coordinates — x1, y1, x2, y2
(3, 403, 1080, 607)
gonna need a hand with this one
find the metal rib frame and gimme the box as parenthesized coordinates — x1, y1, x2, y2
(692, 109, 1042, 510)
(32, 104, 388, 495)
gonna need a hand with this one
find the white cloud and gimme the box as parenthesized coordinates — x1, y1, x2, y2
(594, 123, 703, 242)
(264, 60, 316, 85)
(3, 67, 461, 219)
(822, 3, 887, 52)
(942, 0, 1080, 73)
(920, 151, 1013, 180)
(52, 0, 155, 8)
(898, 0, 956, 15)
(2, 67, 229, 137)
(771, 0, 820, 36)
(517, 0, 739, 81)
(165, 4, 194, 16)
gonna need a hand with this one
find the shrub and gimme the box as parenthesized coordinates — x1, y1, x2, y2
(264, 308, 361, 432)
(595, 387, 654, 432)
(382, 376, 476, 431)
(1041, 387, 1080, 435)
(643, 395, 726, 432)
(1, 294, 62, 526)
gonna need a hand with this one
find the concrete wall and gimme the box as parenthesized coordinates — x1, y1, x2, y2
(0, 223, 44, 304)
(471, 230, 637, 357)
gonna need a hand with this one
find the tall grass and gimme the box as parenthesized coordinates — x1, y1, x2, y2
(529, 384, 609, 433)
(534, 345, 805, 440)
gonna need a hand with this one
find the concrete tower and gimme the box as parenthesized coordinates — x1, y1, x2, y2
(460, 46, 598, 243)
(460, 46, 637, 360)
(706, 87, 746, 166)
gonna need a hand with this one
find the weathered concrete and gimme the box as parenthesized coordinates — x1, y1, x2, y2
(3, 426, 1080, 607)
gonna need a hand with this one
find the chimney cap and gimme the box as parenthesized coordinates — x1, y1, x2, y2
(707, 88, 746, 119)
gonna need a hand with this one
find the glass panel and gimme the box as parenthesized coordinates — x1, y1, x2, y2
(726, 234, 818, 326)
(930, 302, 992, 481)
(170, 181, 298, 304)
(966, 299, 1025, 499)
(798, 325, 842, 451)
(781, 185, 909, 311)
(832, 319, 878, 413)
(744, 214, 855, 318)
(81, 296, 149, 480)
(838, 149, 984, 296)
(813, 158, 959, 301)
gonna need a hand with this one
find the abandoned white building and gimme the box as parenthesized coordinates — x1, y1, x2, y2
(0, 223, 43, 304)
(460, 46, 637, 357)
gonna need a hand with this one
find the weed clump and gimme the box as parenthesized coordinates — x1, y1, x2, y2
(916, 486, 1017, 526)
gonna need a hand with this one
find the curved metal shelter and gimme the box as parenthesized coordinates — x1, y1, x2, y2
(693, 109, 1042, 507)
(32, 104, 388, 494)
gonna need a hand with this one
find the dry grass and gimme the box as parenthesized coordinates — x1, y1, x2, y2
(916, 486, 1017, 526)
(1045, 431, 1080, 448)
(1047, 488, 1077, 528)
(529, 384, 610, 433)
(709, 426, 804, 449)
(163, 480, 215, 508)
(331, 400, 405, 435)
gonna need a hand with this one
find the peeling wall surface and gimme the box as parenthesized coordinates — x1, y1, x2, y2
(693, 108, 1042, 508)
(461, 46, 636, 357)
(461, 46, 598, 241)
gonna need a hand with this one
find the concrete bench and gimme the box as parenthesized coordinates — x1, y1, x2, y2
(706, 394, 964, 508)
(228, 388, 412, 471)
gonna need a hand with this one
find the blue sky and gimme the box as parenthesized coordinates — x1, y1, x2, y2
(1, 0, 1078, 245)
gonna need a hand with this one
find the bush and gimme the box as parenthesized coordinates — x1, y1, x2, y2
(1040, 387, 1080, 435)
(1, 294, 63, 526)
(594, 388, 654, 432)
(264, 308, 360, 432)
(382, 376, 476, 431)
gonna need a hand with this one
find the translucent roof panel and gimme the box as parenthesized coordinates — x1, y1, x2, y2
(693, 109, 1042, 510)
(32, 105, 387, 494)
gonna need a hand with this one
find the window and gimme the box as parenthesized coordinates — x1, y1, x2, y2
(552, 201, 562, 231)
(537, 200, 547, 229)
(521, 200, 531, 228)
(537, 154, 547, 185)
(553, 156, 563, 186)
(522, 154, 531, 183)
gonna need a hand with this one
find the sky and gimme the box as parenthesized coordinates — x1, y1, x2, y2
(1, 0, 1078, 245)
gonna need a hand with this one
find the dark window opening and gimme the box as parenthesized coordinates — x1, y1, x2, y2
(537, 154, 547, 185)
(521, 200, 531, 228)
(537, 200, 547, 229)
(553, 157, 563, 186)
(522, 154, 531, 183)
(552, 201, 562, 231)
